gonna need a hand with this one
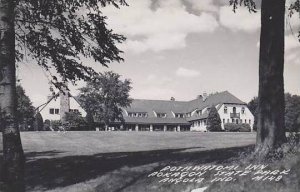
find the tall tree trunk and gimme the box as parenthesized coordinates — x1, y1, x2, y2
(0, 0, 25, 191)
(255, 0, 287, 159)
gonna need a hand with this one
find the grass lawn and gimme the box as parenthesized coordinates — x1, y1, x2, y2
(0, 131, 299, 192)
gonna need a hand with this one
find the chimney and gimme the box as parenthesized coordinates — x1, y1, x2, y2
(170, 97, 175, 101)
(202, 92, 208, 101)
(60, 86, 70, 124)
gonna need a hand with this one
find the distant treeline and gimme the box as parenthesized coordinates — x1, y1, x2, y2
(248, 93, 300, 132)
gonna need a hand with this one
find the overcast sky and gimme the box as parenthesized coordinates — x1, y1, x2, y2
(19, 0, 300, 107)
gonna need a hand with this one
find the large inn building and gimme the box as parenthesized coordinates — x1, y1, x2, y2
(39, 91, 254, 132)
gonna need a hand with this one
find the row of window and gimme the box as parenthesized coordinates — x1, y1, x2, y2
(192, 119, 252, 127)
(222, 118, 251, 124)
(193, 119, 207, 126)
(128, 112, 148, 117)
(187, 110, 203, 118)
(127, 112, 185, 118)
(127, 107, 247, 119)
(49, 108, 79, 115)
(224, 106, 245, 114)
(49, 108, 59, 114)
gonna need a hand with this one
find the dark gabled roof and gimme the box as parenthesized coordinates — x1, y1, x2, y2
(125, 91, 245, 113)
(185, 91, 245, 112)
(124, 99, 188, 118)
(123, 91, 246, 124)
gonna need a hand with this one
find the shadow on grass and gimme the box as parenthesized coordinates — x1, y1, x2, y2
(0, 145, 255, 191)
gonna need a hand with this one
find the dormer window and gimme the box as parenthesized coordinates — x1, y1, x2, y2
(175, 113, 184, 118)
(128, 112, 147, 118)
(196, 110, 202, 116)
(157, 113, 167, 118)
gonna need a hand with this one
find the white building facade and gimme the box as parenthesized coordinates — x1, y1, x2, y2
(39, 92, 86, 122)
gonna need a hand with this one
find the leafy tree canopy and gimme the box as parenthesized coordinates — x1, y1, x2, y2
(16, 85, 35, 125)
(65, 111, 87, 129)
(15, 0, 128, 88)
(248, 94, 300, 132)
(78, 71, 132, 126)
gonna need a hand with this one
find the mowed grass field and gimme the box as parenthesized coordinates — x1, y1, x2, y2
(1, 132, 258, 192)
(17, 131, 256, 157)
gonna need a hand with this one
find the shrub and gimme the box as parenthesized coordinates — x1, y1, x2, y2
(239, 123, 251, 132)
(50, 120, 61, 131)
(224, 123, 240, 132)
(65, 111, 88, 131)
(207, 106, 222, 132)
(44, 119, 51, 131)
(224, 123, 251, 132)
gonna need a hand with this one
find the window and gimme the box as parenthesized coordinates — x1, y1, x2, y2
(227, 119, 229, 123)
(245, 119, 247, 123)
(129, 112, 147, 117)
(232, 118, 234, 123)
(233, 107, 236, 113)
(197, 110, 202, 116)
(240, 119, 243, 124)
(55, 109, 59, 114)
(175, 113, 184, 118)
(249, 119, 251, 124)
(157, 113, 167, 118)
(223, 119, 225, 124)
(224, 106, 228, 114)
(49, 108, 54, 114)
(70, 109, 79, 113)
(241, 107, 245, 114)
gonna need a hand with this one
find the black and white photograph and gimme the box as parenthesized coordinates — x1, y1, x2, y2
(0, 0, 300, 191)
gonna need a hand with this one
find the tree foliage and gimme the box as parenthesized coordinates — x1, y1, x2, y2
(33, 112, 43, 131)
(0, 1, 128, 188)
(65, 111, 87, 130)
(206, 106, 222, 132)
(230, 0, 300, 40)
(247, 96, 258, 131)
(16, 85, 35, 130)
(15, 0, 128, 88)
(249, 94, 300, 132)
(78, 71, 132, 127)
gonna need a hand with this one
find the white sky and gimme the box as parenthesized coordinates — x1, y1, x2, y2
(18, 0, 300, 107)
